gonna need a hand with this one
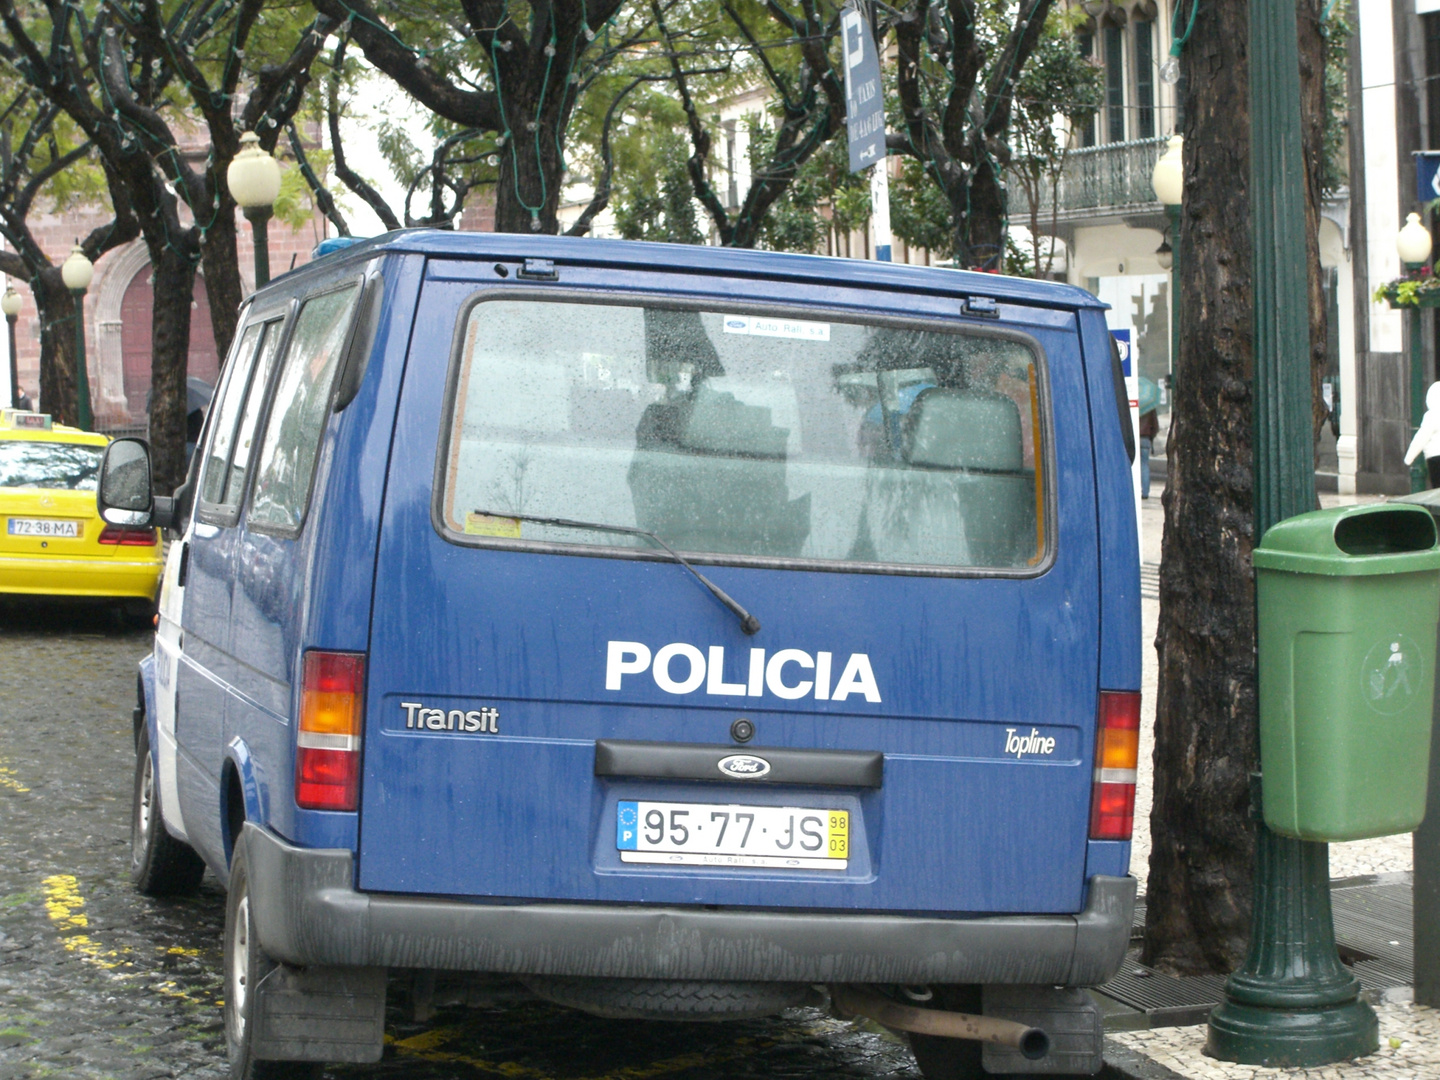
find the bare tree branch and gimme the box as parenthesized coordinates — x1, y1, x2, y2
(287, 121, 350, 236)
(326, 34, 402, 231)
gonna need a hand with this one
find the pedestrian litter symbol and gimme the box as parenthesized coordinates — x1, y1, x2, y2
(1361, 634, 1421, 716)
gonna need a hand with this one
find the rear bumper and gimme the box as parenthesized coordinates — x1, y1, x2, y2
(0, 554, 161, 599)
(243, 823, 1136, 986)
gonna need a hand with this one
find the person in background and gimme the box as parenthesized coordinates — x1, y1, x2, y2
(1404, 382, 1440, 489)
(1138, 406, 1158, 500)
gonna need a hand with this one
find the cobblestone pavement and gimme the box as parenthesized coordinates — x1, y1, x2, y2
(0, 599, 920, 1080)
(1108, 996, 1440, 1080)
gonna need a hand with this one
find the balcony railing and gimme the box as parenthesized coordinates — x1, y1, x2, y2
(1018, 136, 1169, 221)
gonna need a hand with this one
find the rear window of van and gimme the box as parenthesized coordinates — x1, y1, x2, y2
(439, 299, 1049, 571)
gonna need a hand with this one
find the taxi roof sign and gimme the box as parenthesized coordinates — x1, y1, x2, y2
(1, 409, 53, 430)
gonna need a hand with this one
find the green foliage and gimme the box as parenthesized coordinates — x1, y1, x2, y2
(1322, 0, 1352, 197)
(1375, 278, 1440, 308)
(752, 129, 867, 253)
(613, 128, 705, 244)
(586, 0, 848, 247)
(885, 0, 1105, 269)
(890, 156, 953, 260)
(1006, 7, 1104, 276)
(273, 148, 331, 232)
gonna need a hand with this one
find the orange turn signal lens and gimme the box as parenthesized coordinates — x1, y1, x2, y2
(300, 651, 364, 736)
(1089, 690, 1141, 841)
(296, 651, 365, 811)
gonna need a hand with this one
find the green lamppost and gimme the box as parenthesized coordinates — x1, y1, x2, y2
(1398, 211, 1433, 494)
(1151, 135, 1183, 391)
(3, 286, 21, 409)
(1206, 0, 1378, 1063)
(227, 131, 282, 290)
(61, 243, 93, 432)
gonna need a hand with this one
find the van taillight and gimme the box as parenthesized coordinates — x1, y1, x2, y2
(98, 524, 157, 545)
(296, 651, 364, 811)
(1089, 690, 1141, 841)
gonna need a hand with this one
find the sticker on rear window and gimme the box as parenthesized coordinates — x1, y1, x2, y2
(721, 315, 830, 341)
(465, 512, 521, 538)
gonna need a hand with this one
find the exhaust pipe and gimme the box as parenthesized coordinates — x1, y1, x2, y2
(832, 986, 1050, 1061)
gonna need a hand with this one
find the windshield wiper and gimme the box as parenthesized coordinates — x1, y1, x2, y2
(471, 509, 761, 636)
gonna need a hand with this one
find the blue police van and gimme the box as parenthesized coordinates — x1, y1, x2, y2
(98, 233, 1141, 1080)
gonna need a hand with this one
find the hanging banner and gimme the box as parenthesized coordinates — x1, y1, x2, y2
(1417, 151, 1440, 203)
(841, 1, 885, 173)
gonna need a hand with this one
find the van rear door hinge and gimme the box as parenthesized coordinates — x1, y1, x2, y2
(964, 296, 999, 318)
(518, 258, 559, 281)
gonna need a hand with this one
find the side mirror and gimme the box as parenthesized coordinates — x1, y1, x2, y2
(97, 438, 176, 530)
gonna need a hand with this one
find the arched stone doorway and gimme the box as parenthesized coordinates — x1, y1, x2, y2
(117, 268, 220, 423)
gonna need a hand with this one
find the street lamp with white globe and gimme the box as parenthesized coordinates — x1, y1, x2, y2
(2, 285, 21, 408)
(227, 131, 282, 289)
(60, 243, 94, 431)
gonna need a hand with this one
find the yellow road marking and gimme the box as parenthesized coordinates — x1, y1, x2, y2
(39, 874, 218, 1007)
(0, 757, 30, 793)
(42, 874, 125, 969)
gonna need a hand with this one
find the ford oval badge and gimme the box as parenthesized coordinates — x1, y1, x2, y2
(717, 754, 771, 779)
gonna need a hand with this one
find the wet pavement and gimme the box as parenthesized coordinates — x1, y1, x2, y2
(0, 599, 920, 1080)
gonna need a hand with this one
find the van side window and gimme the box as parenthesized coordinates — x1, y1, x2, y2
(223, 320, 285, 506)
(197, 323, 262, 509)
(248, 284, 360, 532)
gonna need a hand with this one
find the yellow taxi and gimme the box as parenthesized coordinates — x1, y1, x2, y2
(0, 409, 162, 607)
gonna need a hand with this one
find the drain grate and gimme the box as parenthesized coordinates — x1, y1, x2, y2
(1332, 880, 1412, 977)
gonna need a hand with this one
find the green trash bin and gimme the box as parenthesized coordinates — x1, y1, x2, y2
(1256, 502, 1440, 841)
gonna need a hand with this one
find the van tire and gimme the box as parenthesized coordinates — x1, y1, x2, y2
(521, 975, 814, 1020)
(130, 726, 205, 896)
(224, 842, 323, 1080)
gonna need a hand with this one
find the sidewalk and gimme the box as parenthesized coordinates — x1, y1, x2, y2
(1105, 487, 1438, 1078)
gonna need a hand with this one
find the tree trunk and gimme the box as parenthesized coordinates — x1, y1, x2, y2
(1142, 0, 1258, 976)
(955, 152, 1009, 271)
(33, 270, 77, 428)
(149, 247, 195, 495)
(1297, 0, 1330, 444)
(1143, 0, 1331, 977)
(200, 201, 242, 365)
(491, 71, 568, 234)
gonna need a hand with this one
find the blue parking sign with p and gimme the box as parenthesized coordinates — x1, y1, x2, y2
(842, 0, 885, 173)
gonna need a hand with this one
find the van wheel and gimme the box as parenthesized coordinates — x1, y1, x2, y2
(224, 842, 323, 1080)
(130, 726, 205, 896)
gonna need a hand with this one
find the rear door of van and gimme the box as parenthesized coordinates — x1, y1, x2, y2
(356, 257, 1105, 917)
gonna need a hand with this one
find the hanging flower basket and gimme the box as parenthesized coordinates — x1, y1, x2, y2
(1375, 274, 1440, 308)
